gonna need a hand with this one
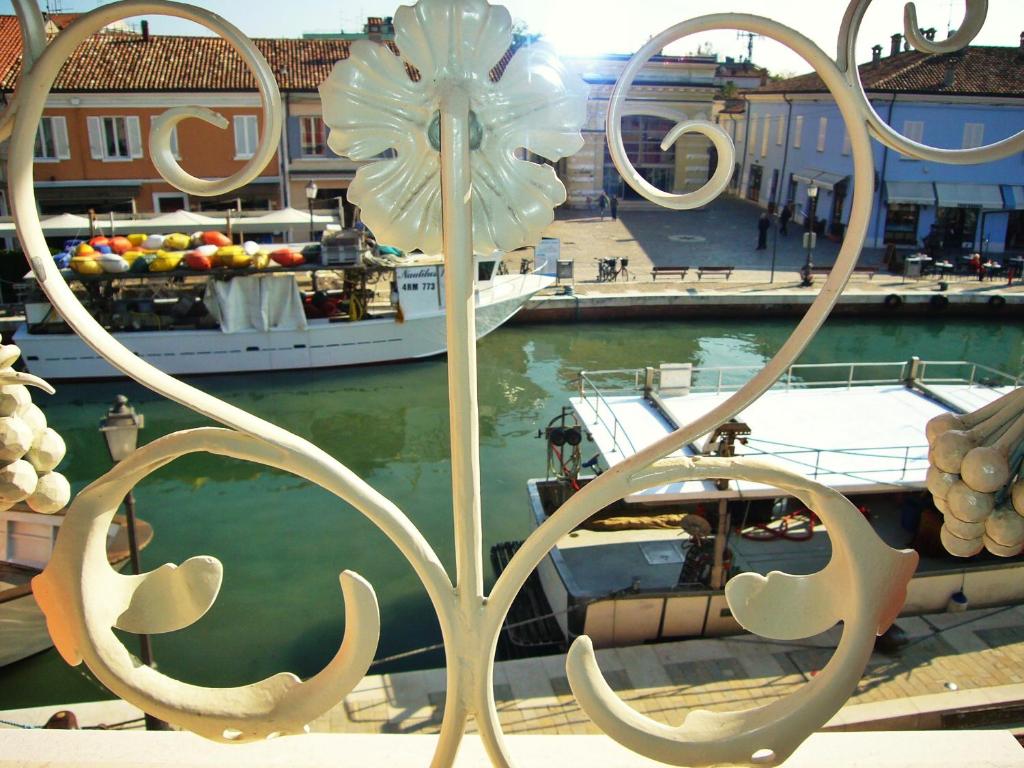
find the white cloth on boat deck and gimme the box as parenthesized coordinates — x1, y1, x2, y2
(203, 274, 308, 333)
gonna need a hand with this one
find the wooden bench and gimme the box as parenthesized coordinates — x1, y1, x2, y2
(651, 265, 689, 281)
(809, 265, 878, 279)
(697, 266, 734, 280)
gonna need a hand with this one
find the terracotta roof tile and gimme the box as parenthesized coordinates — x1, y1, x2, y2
(0, 17, 525, 92)
(755, 46, 1024, 98)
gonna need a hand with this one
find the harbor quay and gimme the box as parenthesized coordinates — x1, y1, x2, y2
(511, 196, 1024, 322)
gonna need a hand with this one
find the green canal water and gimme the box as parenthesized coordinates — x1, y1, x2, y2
(1, 317, 1023, 710)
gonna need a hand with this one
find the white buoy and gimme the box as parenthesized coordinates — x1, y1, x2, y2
(983, 533, 1024, 558)
(0, 415, 33, 463)
(943, 512, 986, 541)
(0, 459, 38, 503)
(946, 480, 995, 523)
(940, 525, 984, 557)
(27, 427, 66, 473)
(25, 471, 70, 514)
(926, 466, 958, 500)
(0, 385, 30, 417)
(961, 412, 1024, 494)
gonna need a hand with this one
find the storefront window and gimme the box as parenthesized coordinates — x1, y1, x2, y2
(936, 206, 979, 252)
(603, 116, 676, 199)
(884, 203, 920, 246)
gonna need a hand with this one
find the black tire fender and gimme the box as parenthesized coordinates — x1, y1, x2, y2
(989, 295, 1007, 309)
(930, 294, 949, 309)
(883, 293, 903, 308)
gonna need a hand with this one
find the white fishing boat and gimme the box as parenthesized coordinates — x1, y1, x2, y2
(496, 359, 1024, 652)
(14, 243, 552, 381)
(0, 505, 153, 666)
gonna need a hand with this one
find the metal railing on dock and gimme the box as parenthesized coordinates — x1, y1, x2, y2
(576, 359, 1019, 461)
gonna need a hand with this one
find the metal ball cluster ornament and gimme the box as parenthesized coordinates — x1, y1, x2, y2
(927, 389, 1024, 558)
(0, 344, 69, 514)
(6, 0, 1024, 766)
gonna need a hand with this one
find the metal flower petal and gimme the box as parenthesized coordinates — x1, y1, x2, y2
(320, 0, 587, 255)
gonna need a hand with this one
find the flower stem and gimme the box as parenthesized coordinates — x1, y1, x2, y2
(439, 85, 483, 604)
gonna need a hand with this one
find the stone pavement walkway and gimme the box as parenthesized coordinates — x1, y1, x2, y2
(306, 604, 1024, 735)
(509, 196, 1024, 297)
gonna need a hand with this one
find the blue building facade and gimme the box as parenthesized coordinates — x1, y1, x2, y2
(723, 44, 1024, 256)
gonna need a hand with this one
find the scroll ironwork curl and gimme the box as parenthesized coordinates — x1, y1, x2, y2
(839, 0, 1024, 164)
(8, 0, 460, 745)
(5, 0, 1014, 765)
(481, 5, 1001, 766)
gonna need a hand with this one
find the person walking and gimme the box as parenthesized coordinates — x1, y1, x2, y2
(779, 203, 792, 235)
(598, 192, 609, 220)
(757, 211, 770, 250)
(610, 194, 619, 220)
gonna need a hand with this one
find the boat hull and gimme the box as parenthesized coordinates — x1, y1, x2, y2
(0, 590, 50, 667)
(522, 478, 1024, 651)
(14, 274, 552, 380)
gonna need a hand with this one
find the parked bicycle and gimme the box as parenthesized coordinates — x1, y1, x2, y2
(596, 257, 632, 282)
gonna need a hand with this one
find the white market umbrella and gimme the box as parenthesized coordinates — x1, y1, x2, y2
(40, 213, 93, 236)
(233, 206, 337, 232)
(128, 210, 224, 232)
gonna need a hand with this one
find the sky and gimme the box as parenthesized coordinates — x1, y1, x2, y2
(1, 0, 1020, 76)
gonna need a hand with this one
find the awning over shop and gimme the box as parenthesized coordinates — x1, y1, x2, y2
(791, 168, 819, 185)
(1003, 186, 1024, 210)
(34, 183, 140, 213)
(934, 183, 1004, 209)
(790, 168, 848, 191)
(885, 181, 936, 206)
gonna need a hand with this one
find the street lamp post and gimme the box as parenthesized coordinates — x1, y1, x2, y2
(769, 207, 779, 284)
(99, 395, 167, 731)
(800, 185, 819, 287)
(305, 180, 318, 243)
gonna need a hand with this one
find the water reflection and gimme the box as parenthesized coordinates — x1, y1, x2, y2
(2, 317, 1023, 708)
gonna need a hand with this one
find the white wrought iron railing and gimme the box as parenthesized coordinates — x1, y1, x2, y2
(5, 0, 1023, 766)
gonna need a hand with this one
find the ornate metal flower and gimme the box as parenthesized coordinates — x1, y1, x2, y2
(319, 0, 587, 256)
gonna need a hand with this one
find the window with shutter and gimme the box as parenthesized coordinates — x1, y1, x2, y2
(900, 120, 924, 159)
(34, 117, 58, 160)
(761, 115, 770, 157)
(300, 116, 326, 156)
(234, 115, 259, 159)
(53, 117, 70, 160)
(126, 116, 143, 159)
(86, 116, 104, 159)
(816, 117, 827, 152)
(841, 129, 851, 156)
(962, 122, 984, 149)
(793, 115, 803, 148)
(776, 115, 784, 146)
(99, 117, 131, 161)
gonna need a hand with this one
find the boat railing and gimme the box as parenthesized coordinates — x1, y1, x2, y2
(915, 360, 1024, 388)
(575, 359, 1018, 460)
(576, 371, 639, 455)
(743, 438, 929, 483)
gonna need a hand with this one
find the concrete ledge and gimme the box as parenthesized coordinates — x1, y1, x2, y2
(515, 289, 1024, 322)
(826, 682, 1024, 732)
(1, 731, 1022, 768)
